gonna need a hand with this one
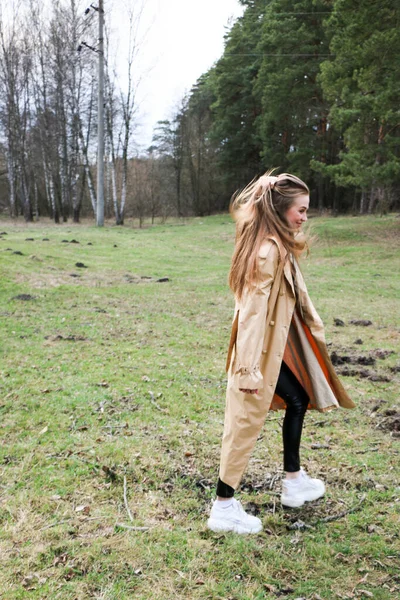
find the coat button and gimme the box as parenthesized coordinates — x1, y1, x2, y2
(270, 321, 275, 326)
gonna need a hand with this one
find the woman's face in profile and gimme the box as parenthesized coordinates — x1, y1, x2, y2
(284, 195, 309, 230)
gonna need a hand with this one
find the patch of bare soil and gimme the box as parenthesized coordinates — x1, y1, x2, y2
(14, 270, 171, 289)
(44, 334, 88, 342)
(331, 351, 376, 366)
(349, 319, 373, 326)
(14, 271, 86, 288)
(370, 404, 400, 438)
(367, 399, 400, 437)
(331, 349, 396, 382)
(12, 294, 36, 301)
(240, 471, 282, 494)
(124, 274, 170, 284)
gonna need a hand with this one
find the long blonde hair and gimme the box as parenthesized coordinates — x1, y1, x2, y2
(229, 169, 309, 299)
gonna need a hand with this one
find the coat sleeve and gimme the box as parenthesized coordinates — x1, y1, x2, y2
(231, 241, 278, 391)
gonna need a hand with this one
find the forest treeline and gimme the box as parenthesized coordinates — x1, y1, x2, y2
(1, 0, 400, 223)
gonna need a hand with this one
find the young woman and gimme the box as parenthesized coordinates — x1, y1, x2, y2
(208, 172, 355, 534)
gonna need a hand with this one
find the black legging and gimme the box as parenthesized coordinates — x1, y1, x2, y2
(275, 361, 309, 472)
(216, 361, 309, 498)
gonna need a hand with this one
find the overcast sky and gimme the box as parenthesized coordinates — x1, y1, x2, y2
(110, 0, 244, 150)
(2, 0, 243, 150)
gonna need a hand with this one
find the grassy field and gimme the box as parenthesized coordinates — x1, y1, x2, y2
(0, 214, 399, 600)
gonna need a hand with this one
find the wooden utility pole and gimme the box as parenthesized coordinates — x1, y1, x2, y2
(96, 0, 105, 226)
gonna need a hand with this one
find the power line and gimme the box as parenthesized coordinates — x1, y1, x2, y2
(271, 12, 332, 15)
(250, 11, 355, 15)
(225, 54, 335, 57)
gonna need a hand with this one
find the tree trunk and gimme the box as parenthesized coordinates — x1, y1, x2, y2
(75, 168, 87, 223)
(34, 179, 39, 220)
(331, 182, 338, 215)
(22, 193, 33, 221)
(359, 189, 367, 214)
(78, 118, 97, 214)
(317, 176, 324, 212)
(119, 153, 127, 226)
(368, 187, 377, 214)
(6, 149, 16, 217)
(110, 161, 120, 223)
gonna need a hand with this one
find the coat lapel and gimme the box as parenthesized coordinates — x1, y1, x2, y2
(268, 235, 295, 296)
(283, 260, 295, 296)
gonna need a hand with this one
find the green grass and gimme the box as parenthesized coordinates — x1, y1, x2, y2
(0, 214, 399, 600)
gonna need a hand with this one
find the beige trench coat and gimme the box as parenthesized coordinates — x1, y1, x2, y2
(219, 236, 355, 490)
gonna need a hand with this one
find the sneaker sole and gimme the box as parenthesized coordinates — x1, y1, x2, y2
(207, 518, 262, 535)
(281, 490, 325, 509)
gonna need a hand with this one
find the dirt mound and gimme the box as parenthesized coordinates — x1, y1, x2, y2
(331, 348, 396, 382)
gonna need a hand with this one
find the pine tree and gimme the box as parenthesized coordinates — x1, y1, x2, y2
(316, 0, 400, 212)
(209, 1, 265, 191)
(253, 0, 335, 209)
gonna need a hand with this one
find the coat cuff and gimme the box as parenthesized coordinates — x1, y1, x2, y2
(232, 365, 263, 391)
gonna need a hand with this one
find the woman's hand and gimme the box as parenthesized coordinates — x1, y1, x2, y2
(239, 388, 258, 395)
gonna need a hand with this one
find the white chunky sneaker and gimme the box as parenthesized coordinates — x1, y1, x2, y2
(207, 498, 263, 534)
(281, 469, 325, 508)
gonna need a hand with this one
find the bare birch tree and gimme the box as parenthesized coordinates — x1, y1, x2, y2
(0, 6, 33, 219)
(0, 0, 145, 221)
(105, 0, 145, 225)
